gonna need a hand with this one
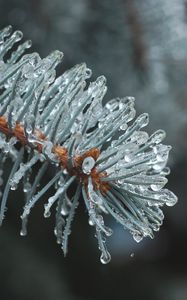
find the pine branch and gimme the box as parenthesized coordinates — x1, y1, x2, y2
(0, 25, 177, 263)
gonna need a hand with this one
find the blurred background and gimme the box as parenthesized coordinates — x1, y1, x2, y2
(0, 0, 187, 299)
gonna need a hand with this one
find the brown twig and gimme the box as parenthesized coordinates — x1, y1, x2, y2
(0, 116, 110, 193)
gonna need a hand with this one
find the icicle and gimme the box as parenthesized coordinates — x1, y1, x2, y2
(82, 187, 113, 237)
(20, 217, 28, 236)
(54, 193, 66, 244)
(62, 185, 81, 256)
(20, 162, 49, 236)
(96, 227, 111, 265)
(0, 147, 24, 225)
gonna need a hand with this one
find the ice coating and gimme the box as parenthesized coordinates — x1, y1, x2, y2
(0, 26, 177, 263)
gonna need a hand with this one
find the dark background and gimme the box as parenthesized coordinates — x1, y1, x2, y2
(0, 1, 187, 299)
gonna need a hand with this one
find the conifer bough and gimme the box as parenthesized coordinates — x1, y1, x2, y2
(0, 26, 177, 264)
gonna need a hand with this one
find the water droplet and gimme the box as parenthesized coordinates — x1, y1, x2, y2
(130, 253, 135, 258)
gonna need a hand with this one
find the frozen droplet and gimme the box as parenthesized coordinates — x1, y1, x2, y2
(25, 40, 32, 48)
(165, 190, 178, 207)
(44, 203, 52, 218)
(0, 25, 12, 39)
(150, 130, 166, 145)
(100, 251, 111, 264)
(61, 206, 69, 216)
(135, 113, 149, 128)
(44, 210, 51, 218)
(130, 253, 135, 258)
(124, 153, 134, 162)
(57, 238, 62, 245)
(152, 224, 160, 231)
(119, 96, 135, 110)
(63, 169, 68, 175)
(96, 76, 106, 87)
(13, 30, 23, 42)
(161, 167, 170, 176)
(25, 115, 35, 135)
(22, 64, 34, 78)
(106, 99, 119, 112)
(20, 229, 27, 236)
(151, 183, 164, 191)
(126, 107, 136, 122)
(133, 233, 143, 243)
(82, 156, 95, 175)
(10, 183, 18, 190)
(150, 177, 167, 191)
(85, 68, 92, 78)
(131, 131, 149, 145)
(88, 217, 95, 226)
(58, 177, 65, 187)
(23, 182, 31, 193)
(120, 123, 127, 131)
(104, 226, 113, 237)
